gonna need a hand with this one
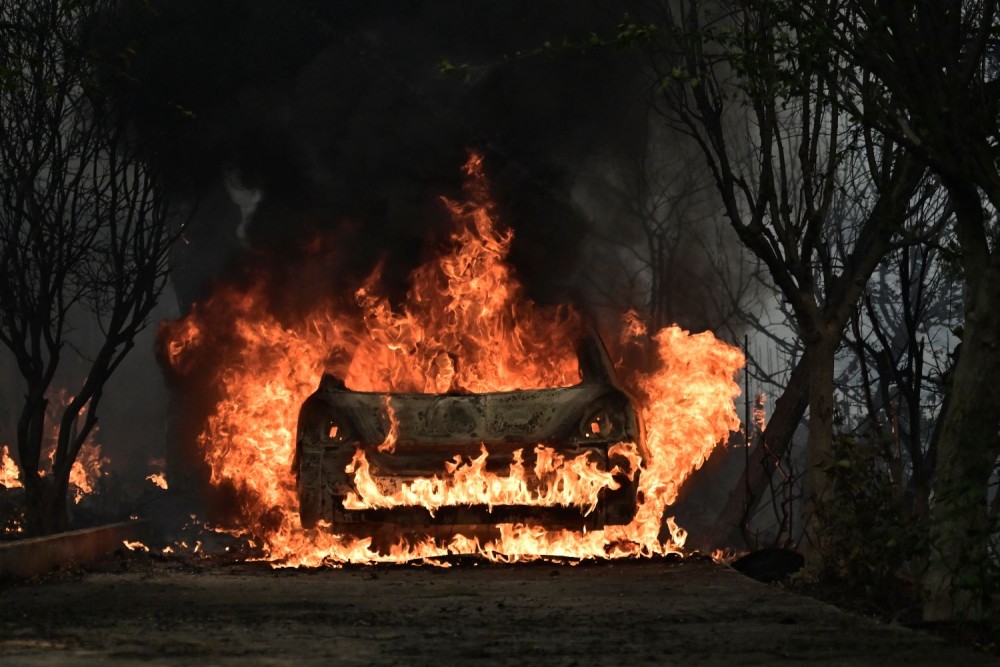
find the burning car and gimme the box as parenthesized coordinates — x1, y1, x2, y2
(294, 331, 643, 533)
(159, 154, 744, 563)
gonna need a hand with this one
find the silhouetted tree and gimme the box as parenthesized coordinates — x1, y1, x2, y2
(626, 0, 927, 559)
(797, 0, 1000, 623)
(0, 0, 179, 534)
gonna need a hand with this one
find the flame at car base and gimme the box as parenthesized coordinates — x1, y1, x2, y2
(161, 154, 744, 566)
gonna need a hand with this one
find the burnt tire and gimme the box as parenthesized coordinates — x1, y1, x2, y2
(298, 488, 320, 529)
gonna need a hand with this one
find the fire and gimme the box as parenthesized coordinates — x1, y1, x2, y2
(146, 472, 169, 490)
(345, 155, 580, 394)
(63, 443, 109, 503)
(161, 154, 744, 565)
(342, 443, 640, 516)
(43, 392, 108, 504)
(0, 394, 108, 504)
(1, 445, 21, 489)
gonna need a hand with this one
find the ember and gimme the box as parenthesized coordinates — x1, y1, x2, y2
(146, 472, 169, 490)
(161, 154, 744, 565)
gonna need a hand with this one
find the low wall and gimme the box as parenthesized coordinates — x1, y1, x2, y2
(0, 520, 150, 578)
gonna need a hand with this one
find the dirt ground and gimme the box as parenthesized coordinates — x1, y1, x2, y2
(0, 556, 995, 666)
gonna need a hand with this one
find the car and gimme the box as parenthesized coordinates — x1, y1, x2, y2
(294, 331, 643, 534)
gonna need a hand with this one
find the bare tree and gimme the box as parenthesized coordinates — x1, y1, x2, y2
(790, 0, 1000, 623)
(0, 0, 179, 534)
(841, 197, 959, 525)
(625, 0, 927, 559)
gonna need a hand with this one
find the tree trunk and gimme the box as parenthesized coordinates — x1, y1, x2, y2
(708, 351, 810, 548)
(709, 331, 839, 561)
(923, 266, 1000, 621)
(15, 392, 71, 536)
(16, 395, 47, 476)
(22, 474, 70, 536)
(802, 332, 838, 559)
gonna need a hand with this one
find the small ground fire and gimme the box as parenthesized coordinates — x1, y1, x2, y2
(0, 397, 109, 507)
(160, 154, 744, 566)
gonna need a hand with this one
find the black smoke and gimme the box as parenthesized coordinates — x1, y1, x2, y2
(82, 1, 757, 534)
(105, 1, 650, 312)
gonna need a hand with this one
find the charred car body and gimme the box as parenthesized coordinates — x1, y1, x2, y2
(294, 333, 643, 533)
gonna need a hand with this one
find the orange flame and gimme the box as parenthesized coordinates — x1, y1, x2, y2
(122, 540, 150, 552)
(345, 156, 580, 394)
(342, 443, 638, 517)
(1, 394, 108, 503)
(161, 154, 744, 565)
(146, 472, 169, 490)
(43, 393, 108, 504)
(1, 444, 22, 489)
(65, 444, 109, 503)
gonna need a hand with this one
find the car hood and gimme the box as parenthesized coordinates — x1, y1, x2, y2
(309, 378, 632, 446)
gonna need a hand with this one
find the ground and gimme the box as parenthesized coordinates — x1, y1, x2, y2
(0, 555, 995, 665)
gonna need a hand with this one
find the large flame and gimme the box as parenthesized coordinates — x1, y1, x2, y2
(342, 443, 641, 517)
(161, 154, 744, 565)
(346, 156, 581, 394)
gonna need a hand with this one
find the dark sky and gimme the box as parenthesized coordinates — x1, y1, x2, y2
(107, 1, 649, 311)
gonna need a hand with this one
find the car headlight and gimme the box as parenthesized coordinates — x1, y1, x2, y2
(324, 417, 354, 444)
(581, 408, 616, 439)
